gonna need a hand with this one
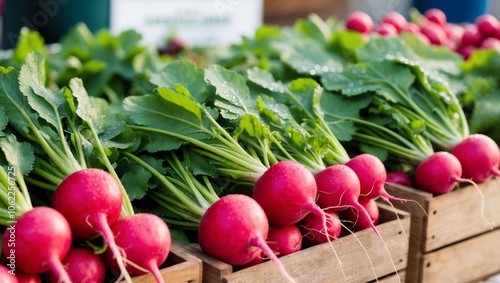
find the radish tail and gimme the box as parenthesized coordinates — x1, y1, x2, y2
(250, 235, 297, 283)
(455, 177, 493, 230)
(147, 261, 165, 283)
(352, 201, 383, 240)
(305, 203, 347, 282)
(46, 258, 72, 283)
(90, 213, 133, 283)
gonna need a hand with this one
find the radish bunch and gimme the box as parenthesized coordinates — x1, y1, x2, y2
(344, 9, 500, 59)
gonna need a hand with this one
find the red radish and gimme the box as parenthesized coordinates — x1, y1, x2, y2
(345, 11, 374, 33)
(423, 8, 447, 26)
(461, 25, 483, 46)
(401, 22, 421, 34)
(342, 198, 380, 232)
(1, 207, 72, 282)
(314, 164, 382, 239)
(476, 14, 500, 38)
(345, 154, 406, 203)
(300, 209, 342, 246)
(15, 272, 41, 283)
(51, 168, 131, 282)
(266, 225, 302, 257)
(451, 134, 500, 183)
(414, 151, 467, 195)
(103, 213, 171, 283)
(253, 160, 324, 226)
(480, 37, 500, 51)
(420, 22, 448, 45)
(235, 256, 264, 270)
(444, 23, 465, 43)
(375, 23, 398, 37)
(46, 247, 106, 283)
(380, 11, 407, 32)
(198, 194, 294, 281)
(457, 44, 476, 59)
(0, 265, 17, 283)
(386, 171, 414, 187)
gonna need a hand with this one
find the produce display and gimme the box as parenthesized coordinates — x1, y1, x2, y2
(0, 6, 499, 283)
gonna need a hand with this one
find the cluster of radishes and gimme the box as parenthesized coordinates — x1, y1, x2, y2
(0, 169, 171, 283)
(199, 153, 397, 275)
(345, 8, 500, 59)
(387, 134, 500, 196)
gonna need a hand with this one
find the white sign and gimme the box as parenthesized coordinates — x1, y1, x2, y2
(110, 0, 263, 47)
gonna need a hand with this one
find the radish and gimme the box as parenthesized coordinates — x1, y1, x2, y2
(345, 154, 406, 203)
(423, 8, 447, 27)
(451, 134, 500, 183)
(386, 171, 414, 188)
(266, 225, 303, 257)
(342, 198, 380, 232)
(103, 213, 171, 283)
(1, 207, 72, 282)
(414, 151, 467, 195)
(375, 23, 398, 37)
(345, 11, 374, 34)
(15, 272, 41, 283)
(198, 194, 295, 281)
(380, 11, 407, 33)
(51, 168, 132, 282)
(314, 164, 382, 239)
(252, 160, 324, 226)
(0, 265, 18, 283)
(45, 247, 106, 283)
(475, 14, 500, 38)
(300, 209, 342, 246)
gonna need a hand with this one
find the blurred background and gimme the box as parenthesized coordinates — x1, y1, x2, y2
(0, 0, 499, 49)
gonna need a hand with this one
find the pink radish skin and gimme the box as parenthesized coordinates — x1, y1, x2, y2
(1, 207, 72, 282)
(198, 194, 294, 281)
(414, 151, 466, 195)
(451, 134, 500, 183)
(345, 154, 407, 203)
(0, 265, 18, 283)
(266, 225, 302, 257)
(15, 272, 41, 283)
(342, 198, 380, 232)
(300, 209, 342, 246)
(386, 171, 414, 188)
(46, 247, 106, 283)
(253, 160, 324, 226)
(51, 168, 131, 282)
(103, 213, 171, 283)
(315, 164, 382, 239)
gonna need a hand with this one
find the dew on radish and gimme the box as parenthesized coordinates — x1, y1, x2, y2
(1, 207, 72, 282)
(103, 213, 171, 283)
(51, 168, 132, 282)
(198, 194, 296, 282)
(45, 247, 106, 283)
(451, 134, 500, 183)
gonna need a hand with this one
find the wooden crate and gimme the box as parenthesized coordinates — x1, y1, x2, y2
(180, 204, 410, 283)
(120, 239, 202, 283)
(384, 177, 500, 283)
